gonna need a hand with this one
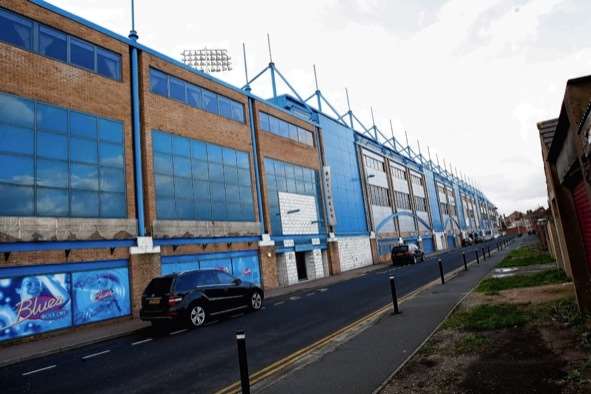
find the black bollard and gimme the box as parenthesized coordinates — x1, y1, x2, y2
(482, 247, 486, 261)
(389, 276, 400, 314)
(487, 246, 491, 257)
(438, 258, 445, 284)
(462, 252, 467, 271)
(475, 250, 480, 264)
(235, 330, 250, 394)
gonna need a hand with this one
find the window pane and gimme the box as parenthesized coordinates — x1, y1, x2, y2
(0, 154, 33, 185)
(236, 151, 249, 169)
(172, 136, 190, 157)
(0, 125, 33, 154)
(37, 187, 68, 216)
(70, 137, 97, 163)
(156, 197, 175, 219)
(231, 101, 244, 123)
(219, 96, 232, 119)
(279, 120, 289, 138)
(240, 187, 253, 205)
(0, 93, 34, 128)
(0, 9, 33, 50)
(150, 69, 168, 96)
(212, 202, 226, 220)
(187, 85, 202, 108)
(259, 113, 269, 131)
(37, 131, 67, 160)
(288, 124, 298, 140)
(152, 130, 172, 154)
(174, 177, 193, 199)
(70, 37, 95, 71)
(153, 152, 172, 175)
(202, 90, 218, 114)
(155, 174, 173, 197)
(173, 156, 191, 178)
(169, 78, 186, 102)
(192, 160, 209, 180)
(70, 112, 97, 138)
(210, 182, 226, 201)
(208, 163, 223, 180)
(71, 190, 99, 217)
(39, 25, 67, 62)
(71, 163, 99, 190)
(175, 199, 194, 219)
(99, 143, 124, 167)
(100, 167, 125, 192)
(269, 116, 279, 133)
(98, 119, 123, 143)
(36, 103, 67, 133)
(222, 148, 236, 166)
(238, 169, 251, 186)
(0, 184, 33, 216)
(299, 129, 312, 145)
(194, 180, 210, 201)
(225, 185, 239, 202)
(195, 201, 211, 220)
(223, 166, 238, 185)
(227, 203, 241, 220)
(37, 159, 68, 188)
(191, 140, 207, 159)
(97, 48, 121, 80)
(100, 192, 126, 217)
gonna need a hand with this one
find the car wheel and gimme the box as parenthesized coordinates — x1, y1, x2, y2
(188, 304, 207, 328)
(250, 291, 263, 311)
(413, 256, 417, 264)
(421, 255, 425, 263)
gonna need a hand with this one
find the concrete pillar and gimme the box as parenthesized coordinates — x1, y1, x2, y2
(305, 249, 324, 280)
(369, 231, 379, 264)
(129, 253, 161, 317)
(277, 251, 298, 286)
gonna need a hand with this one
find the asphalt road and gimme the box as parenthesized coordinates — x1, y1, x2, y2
(1, 238, 508, 394)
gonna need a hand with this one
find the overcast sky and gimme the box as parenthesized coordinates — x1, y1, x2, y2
(48, 0, 591, 215)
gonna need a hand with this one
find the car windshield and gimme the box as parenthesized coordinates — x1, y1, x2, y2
(145, 277, 174, 295)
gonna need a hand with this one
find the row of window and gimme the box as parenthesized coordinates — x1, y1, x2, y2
(150, 68, 245, 124)
(152, 130, 254, 222)
(0, 8, 121, 81)
(259, 112, 314, 147)
(364, 156, 384, 172)
(391, 166, 406, 180)
(0, 92, 127, 218)
(369, 185, 390, 207)
(394, 191, 412, 210)
(414, 196, 428, 212)
(410, 174, 423, 187)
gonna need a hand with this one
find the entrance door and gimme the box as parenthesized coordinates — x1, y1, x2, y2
(295, 252, 308, 281)
(573, 181, 591, 269)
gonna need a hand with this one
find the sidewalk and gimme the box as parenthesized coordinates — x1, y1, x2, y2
(0, 261, 388, 368)
(256, 242, 515, 394)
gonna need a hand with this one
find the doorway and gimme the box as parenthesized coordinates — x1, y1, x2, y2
(295, 252, 308, 281)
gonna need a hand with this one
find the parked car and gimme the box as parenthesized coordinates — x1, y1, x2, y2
(140, 269, 264, 328)
(391, 243, 425, 265)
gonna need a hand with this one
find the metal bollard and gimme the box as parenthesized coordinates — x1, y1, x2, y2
(235, 330, 250, 394)
(438, 258, 445, 284)
(389, 276, 400, 314)
(475, 250, 480, 264)
(462, 252, 467, 271)
(482, 247, 486, 261)
(487, 246, 491, 257)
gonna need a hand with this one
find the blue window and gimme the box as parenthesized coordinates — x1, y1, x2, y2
(149, 68, 245, 123)
(0, 9, 33, 50)
(70, 37, 95, 71)
(259, 112, 314, 147)
(39, 25, 67, 62)
(0, 8, 120, 80)
(169, 77, 186, 102)
(97, 48, 121, 80)
(259, 113, 269, 131)
(0, 92, 127, 218)
(150, 69, 168, 96)
(151, 130, 254, 221)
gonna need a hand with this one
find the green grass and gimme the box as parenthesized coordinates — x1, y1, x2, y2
(455, 334, 490, 353)
(497, 246, 555, 268)
(476, 269, 570, 293)
(443, 304, 529, 331)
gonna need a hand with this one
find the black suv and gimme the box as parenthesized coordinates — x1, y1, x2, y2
(140, 269, 264, 328)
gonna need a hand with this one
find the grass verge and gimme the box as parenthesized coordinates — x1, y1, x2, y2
(496, 245, 554, 268)
(476, 269, 570, 293)
(443, 304, 530, 331)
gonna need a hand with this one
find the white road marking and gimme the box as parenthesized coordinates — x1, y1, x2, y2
(131, 338, 153, 346)
(289, 296, 301, 301)
(319, 288, 328, 292)
(22, 365, 56, 376)
(81, 350, 111, 360)
(306, 292, 315, 297)
(169, 329, 188, 336)
(273, 301, 285, 306)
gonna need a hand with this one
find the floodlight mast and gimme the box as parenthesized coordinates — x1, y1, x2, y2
(181, 48, 233, 73)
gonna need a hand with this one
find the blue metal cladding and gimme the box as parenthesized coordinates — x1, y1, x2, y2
(453, 182, 466, 230)
(423, 169, 443, 232)
(0, 259, 131, 342)
(422, 237, 434, 253)
(447, 235, 456, 248)
(318, 114, 368, 235)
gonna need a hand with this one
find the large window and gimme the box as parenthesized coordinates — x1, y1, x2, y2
(394, 191, 411, 210)
(264, 158, 322, 235)
(152, 130, 254, 221)
(0, 92, 127, 218)
(364, 155, 384, 172)
(258, 112, 314, 146)
(414, 196, 428, 212)
(391, 166, 406, 180)
(369, 185, 391, 207)
(0, 8, 121, 81)
(149, 68, 245, 124)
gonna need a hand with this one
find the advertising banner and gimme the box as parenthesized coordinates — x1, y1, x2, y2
(0, 274, 72, 341)
(199, 258, 232, 274)
(72, 268, 131, 325)
(231, 256, 261, 285)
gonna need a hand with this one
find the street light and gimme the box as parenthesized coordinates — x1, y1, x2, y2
(181, 48, 232, 73)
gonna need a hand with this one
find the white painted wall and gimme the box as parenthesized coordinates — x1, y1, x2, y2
(305, 249, 325, 280)
(338, 236, 373, 272)
(277, 252, 299, 286)
(278, 192, 319, 235)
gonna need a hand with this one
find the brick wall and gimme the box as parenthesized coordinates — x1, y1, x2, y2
(278, 192, 319, 235)
(338, 236, 373, 272)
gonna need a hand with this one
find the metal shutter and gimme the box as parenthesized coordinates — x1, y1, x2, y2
(573, 181, 591, 269)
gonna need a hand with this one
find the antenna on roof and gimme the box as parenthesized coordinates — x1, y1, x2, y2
(370, 107, 378, 140)
(313, 64, 322, 111)
(129, 0, 138, 40)
(242, 43, 250, 92)
(267, 33, 277, 98)
(389, 119, 397, 148)
(427, 146, 433, 167)
(267, 33, 273, 63)
(404, 130, 409, 149)
(417, 139, 422, 157)
(345, 88, 354, 128)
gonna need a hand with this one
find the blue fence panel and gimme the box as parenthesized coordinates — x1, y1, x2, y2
(422, 237, 434, 254)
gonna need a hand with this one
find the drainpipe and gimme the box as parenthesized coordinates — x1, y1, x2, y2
(247, 98, 265, 234)
(129, 30, 145, 236)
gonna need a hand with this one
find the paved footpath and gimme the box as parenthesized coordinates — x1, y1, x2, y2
(258, 238, 521, 394)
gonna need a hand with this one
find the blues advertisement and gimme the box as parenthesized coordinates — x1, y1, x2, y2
(0, 274, 72, 341)
(232, 256, 261, 286)
(72, 268, 130, 325)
